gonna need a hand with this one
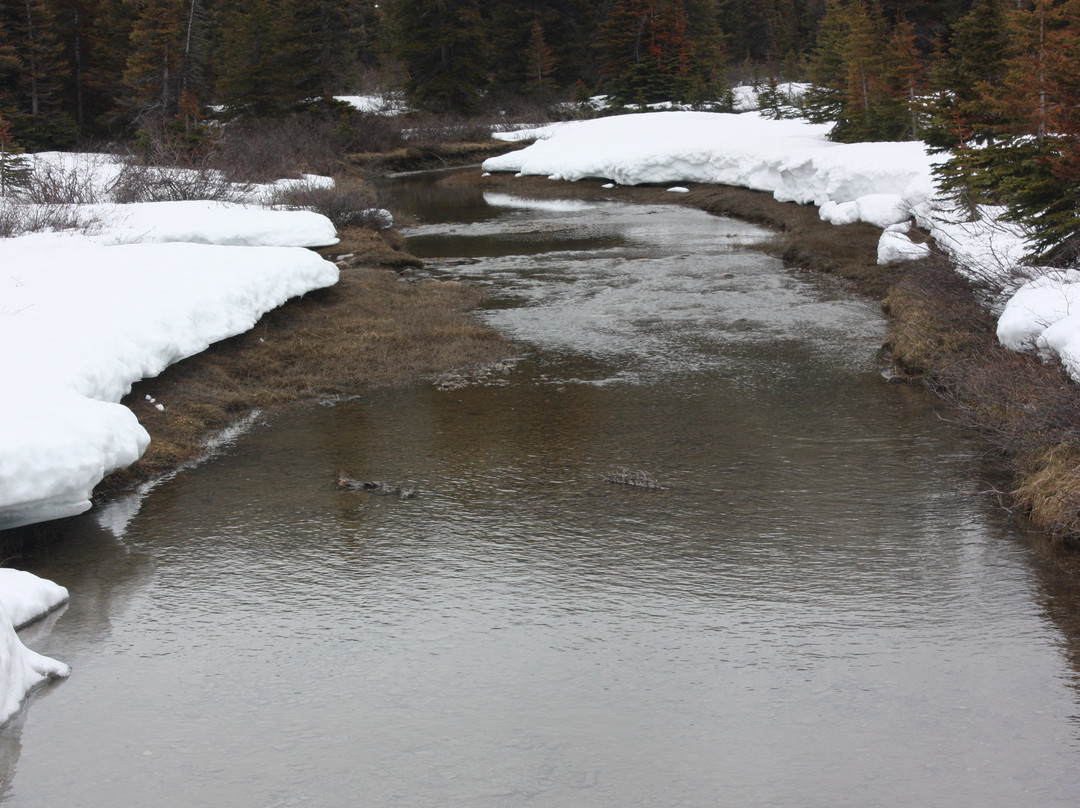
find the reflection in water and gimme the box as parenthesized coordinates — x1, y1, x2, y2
(4, 174, 1080, 807)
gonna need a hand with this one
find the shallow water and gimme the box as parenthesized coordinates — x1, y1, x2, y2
(5, 175, 1080, 807)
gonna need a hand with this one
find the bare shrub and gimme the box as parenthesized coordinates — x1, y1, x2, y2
(110, 162, 243, 204)
(405, 111, 501, 148)
(333, 112, 408, 154)
(19, 155, 105, 204)
(0, 198, 98, 238)
(269, 178, 390, 229)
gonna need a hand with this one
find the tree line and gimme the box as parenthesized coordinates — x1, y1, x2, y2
(1, 0, 976, 148)
(1, 1, 1079, 260)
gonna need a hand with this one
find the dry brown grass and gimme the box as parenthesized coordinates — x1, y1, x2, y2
(882, 256, 990, 375)
(881, 254, 1080, 541)
(94, 228, 509, 496)
(1014, 446, 1080, 537)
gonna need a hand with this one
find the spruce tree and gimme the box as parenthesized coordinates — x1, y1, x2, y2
(992, 0, 1080, 263)
(0, 0, 74, 148)
(601, 0, 726, 106)
(0, 109, 31, 196)
(929, 0, 1010, 147)
(877, 17, 928, 140)
(525, 18, 557, 96)
(213, 0, 293, 116)
(85, 0, 138, 131)
(384, 0, 490, 113)
(286, 0, 365, 101)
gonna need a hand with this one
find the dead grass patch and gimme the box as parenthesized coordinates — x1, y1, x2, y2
(1013, 446, 1080, 537)
(93, 242, 510, 499)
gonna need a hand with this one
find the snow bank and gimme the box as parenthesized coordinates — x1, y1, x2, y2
(998, 270, 1080, 378)
(1, 178, 340, 531)
(484, 111, 938, 221)
(335, 94, 409, 116)
(1, 234, 338, 529)
(0, 569, 70, 727)
(89, 201, 338, 248)
(0, 570, 68, 631)
(1, 159, 344, 728)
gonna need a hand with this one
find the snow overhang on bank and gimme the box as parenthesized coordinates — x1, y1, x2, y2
(1, 195, 339, 531)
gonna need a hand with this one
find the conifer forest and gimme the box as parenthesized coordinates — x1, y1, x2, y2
(1, 1, 1079, 260)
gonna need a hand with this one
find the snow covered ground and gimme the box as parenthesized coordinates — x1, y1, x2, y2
(485, 110, 1074, 380)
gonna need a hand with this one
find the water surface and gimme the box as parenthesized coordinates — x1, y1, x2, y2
(5, 175, 1080, 807)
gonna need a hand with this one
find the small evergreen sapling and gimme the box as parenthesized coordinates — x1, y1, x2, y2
(0, 112, 31, 197)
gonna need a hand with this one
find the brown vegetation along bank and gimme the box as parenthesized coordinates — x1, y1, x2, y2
(93, 226, 508, 497)
(470, 169, 1080, 543)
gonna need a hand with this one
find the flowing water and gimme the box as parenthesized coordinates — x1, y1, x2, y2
(4, 174, 1080, 807)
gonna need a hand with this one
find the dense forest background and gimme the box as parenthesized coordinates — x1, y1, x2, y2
(0, 0, 1013, 146)
(1, 1, 1079, 260)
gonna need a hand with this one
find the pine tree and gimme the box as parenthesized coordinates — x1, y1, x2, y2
(927, 0, 1010, 148)
(991, 0, 1080, 262)
(0, 109, 31, 196)
(601, 0, 726, 105)
(384, 0, 490, 113)
(877, 17, 928, 140)
(0, 14, 22, 114)
(121, 0, 189, 124)
(487, 2, 597, 97)
(286, 0, 365, 101)
(525, 18, 557, 96)
(213, 0, 294, 116)
(85, 0, 138, 131)
(936, 0, 1080, 263)
(0, 0, 74, 148)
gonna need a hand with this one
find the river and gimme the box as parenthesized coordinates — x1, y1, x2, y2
(4, 174, 1080, 807)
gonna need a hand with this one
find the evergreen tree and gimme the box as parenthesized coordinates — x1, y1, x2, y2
(287, 0, 366, 100)
(487, 1, 598, 97)
(0, 14, 22, 115)
(936, 0, 1080, 263)
(806, 0, 915, 141)
(525, 18, 557, 96)
(877, 17, 929, 140)
(0, 0, 74, 148)
(929, 0, 1010, 147)
(0, 109, 31, 196)
(384, 0, 490, 113)
(121, 0, 206, 125)
(991, 0, 1080, 262)
(85, 0, 138, 131)
(212, 0, 293, 115)
(600, 0, 726, 105)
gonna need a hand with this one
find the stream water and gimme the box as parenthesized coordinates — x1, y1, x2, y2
(4, 174, 1080, 807)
